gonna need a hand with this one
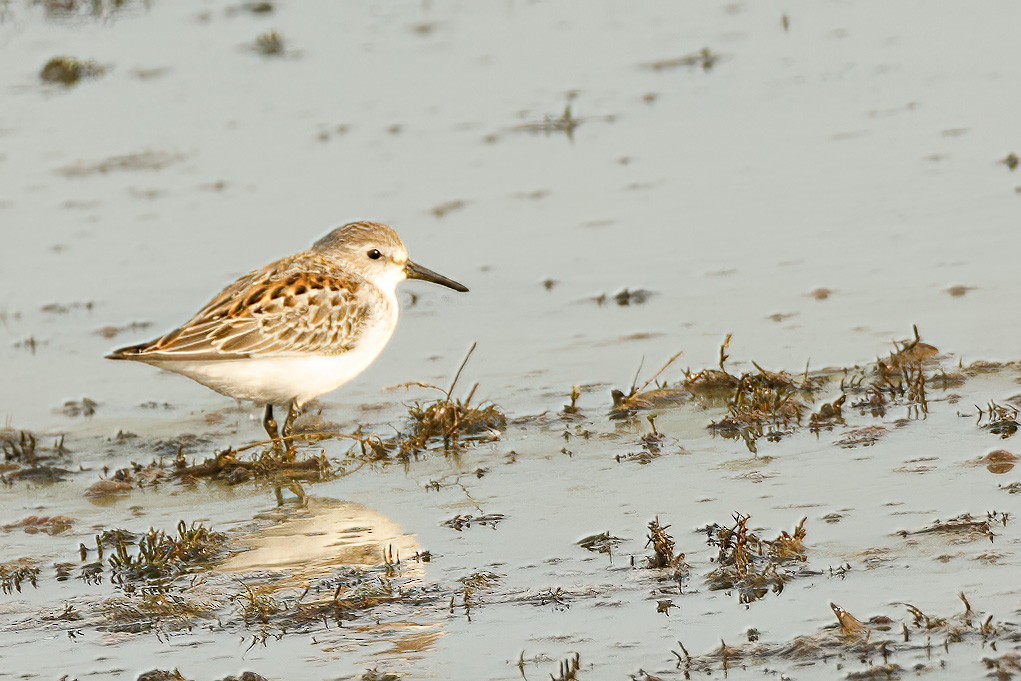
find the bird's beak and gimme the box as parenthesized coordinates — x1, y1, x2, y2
(404, 260, 469, 292)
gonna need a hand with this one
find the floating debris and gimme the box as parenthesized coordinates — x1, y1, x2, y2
(1002, 153, 1019, 171)
(95, 321, 153, 339)
(610, 351, 686, 419)
(430, 200, 466, 218)
(513, 104, 581, 140)
(899, 512, 1004, 544)
(62, 397, 98, 417)
(254, 31, 285, 55)
(977, 449, 1018, 475)
(3, 515, 73, 535)
(576, 531, 623, 554)
(442, 513, 504, 531)
(671, 595, 1015, 677)
(946, 285, 974, 297)
(39, 57, 105, 85)
(644, 48, 719, 73)
(593, 288, 655, 306)
(810, 287, 834, 300)
(835, 425, 887, 448)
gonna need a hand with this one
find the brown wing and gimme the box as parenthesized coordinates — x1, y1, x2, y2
(109, 260, 380, 362)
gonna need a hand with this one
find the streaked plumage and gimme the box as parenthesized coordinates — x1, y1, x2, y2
(108, 221, 468, 443)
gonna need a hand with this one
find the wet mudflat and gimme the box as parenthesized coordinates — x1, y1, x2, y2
(2, 1, 1021, 680)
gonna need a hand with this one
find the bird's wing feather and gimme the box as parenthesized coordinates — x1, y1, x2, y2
(111, 262, 380, 361)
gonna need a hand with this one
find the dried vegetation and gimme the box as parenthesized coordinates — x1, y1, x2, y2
(605, 327, 961, 453)
(704, 514, 809, 604)
(672, 594, 1017, 678)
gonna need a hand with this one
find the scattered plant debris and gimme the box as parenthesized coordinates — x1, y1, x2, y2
(62, 397, 98, 417)
(899, 512, 1005, 544)
(0, 560, 40, 594)
(442, 513, 504, 531)
(57, 150, 186, 177)
(595, 288, 654, 306)
(514, 103, 581, 139)
(3, 515, 73, 535)
(977, 401, 1019, 438)
(672, 595, 1016, 677)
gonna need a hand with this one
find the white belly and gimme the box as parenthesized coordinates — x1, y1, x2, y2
(150, 319, 396, 406)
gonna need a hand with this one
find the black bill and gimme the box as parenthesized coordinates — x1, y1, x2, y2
(405, 260, 469, 292)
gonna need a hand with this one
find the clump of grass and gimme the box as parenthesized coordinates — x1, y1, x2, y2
(39, 56, 105, 85)
(1, 429, 71, 482)
(394, 344, 507, 458)
(704, 514, 808, 604)
(707, 362, 819, 453)
(2, 430, 40, 466)
(645, 517, 688, 584)
(106, 521, 228, 592)
(0, 560, 40, 594)
(850, 325, 936, 419)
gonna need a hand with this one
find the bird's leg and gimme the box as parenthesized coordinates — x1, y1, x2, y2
(282, 401, 301, 440)
(281, 401, 302, 458)
(263, 404, 283, 455)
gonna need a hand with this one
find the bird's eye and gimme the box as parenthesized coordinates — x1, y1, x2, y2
(367, 249, 382, 260)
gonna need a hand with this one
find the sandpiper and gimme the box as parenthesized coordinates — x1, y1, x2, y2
(108, 221, 468, 447)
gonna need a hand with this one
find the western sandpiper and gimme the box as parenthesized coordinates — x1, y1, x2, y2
(108, 221, 468, 447)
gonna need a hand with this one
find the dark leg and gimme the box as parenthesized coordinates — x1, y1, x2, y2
(263, 404, 283, 453)
(281, 401, 301, 440)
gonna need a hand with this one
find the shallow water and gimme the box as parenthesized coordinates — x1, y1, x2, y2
(1, 1, 1020, 679)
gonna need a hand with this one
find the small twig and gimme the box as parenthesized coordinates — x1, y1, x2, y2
(233, 431, 357, 454)
(447, 342, 478, 400)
